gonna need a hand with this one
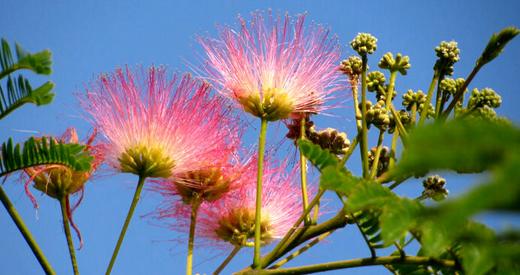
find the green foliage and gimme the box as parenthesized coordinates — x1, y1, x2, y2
(0, 76, 54, 119)
(391, 119, 520, 176)
(477, 26, 520, 67)
(298, 139, 340, 170)
(0, 137, 93, 177)
(0, 38, 52, 78)
(0, 38, 54, 119)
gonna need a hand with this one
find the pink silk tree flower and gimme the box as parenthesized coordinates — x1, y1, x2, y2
(193, 159, 302, 248)
(151, 152, 249, 209)
(23, 127, 104, 248)
(198, 11, 343, 121)
(80, 66, 239, 179)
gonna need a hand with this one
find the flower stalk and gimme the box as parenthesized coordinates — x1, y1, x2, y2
(360, 55, 370, 178)
(105, 175, 146, 275)
(299, 117, 310, 225)
(253, 118, 268, 269)
(0, 185, 56, 275)
(59, 196, 79, 275)
(214, 245, 241, 275)
(186, 199, 201, 275)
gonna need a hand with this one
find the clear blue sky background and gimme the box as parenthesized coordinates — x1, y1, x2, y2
(1, 1, 519, 274)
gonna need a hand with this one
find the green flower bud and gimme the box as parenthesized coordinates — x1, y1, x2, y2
(365, 100, 391, 131)
(367, 71, 386, 92)
(378, 52, 411, 75)
(340, 56, 364, 78)
(350, 33, 377, 55)
(434, 41, 460, 76)
(439, 77, 466, 95)
(422, 175, 448, 201)
(368, 146, 391, 177)
(418, 102, 435, 118)
(402, 89, 427, 111)
(435, 41, 460, 63)
(468, 88, 502, 109)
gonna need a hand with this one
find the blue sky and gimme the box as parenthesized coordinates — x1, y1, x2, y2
(1, 1, 519, 274)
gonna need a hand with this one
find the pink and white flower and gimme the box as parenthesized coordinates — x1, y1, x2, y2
(198, 11, 343, 121)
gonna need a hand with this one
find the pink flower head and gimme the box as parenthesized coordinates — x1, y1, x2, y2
(194, 158, 302, 248)
(23, 127, 104, 248)
(150, 152, 250, 210)
(80, 66, 239, 179)
(198, 11, 343, 121)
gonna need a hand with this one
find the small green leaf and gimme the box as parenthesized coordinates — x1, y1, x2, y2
(477, 26, 520, 67)
(320, 166, 358, 195)
(346, 181, 396, 212)
(380, 199, 421, 245)
(298, 139, 339, 170)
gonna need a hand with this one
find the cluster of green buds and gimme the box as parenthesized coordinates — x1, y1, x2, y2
(339, 56, 363, 82)
(363, 100, 391, 131)
(439, 78, 466, 96)
(456, 88, 506, 123)
(350, 33, 377, 56)
(378, 52, 411, 75)
(368, 146, 391, 177)
(285, 118, 350, 155)
(422, 175, 448, 201)
(367, 71, 396, 102)
(402, 89, 435, 118)
(467, 88, 502, 109)
(434, 41, 460, 75)
(367, 71, 386, 92)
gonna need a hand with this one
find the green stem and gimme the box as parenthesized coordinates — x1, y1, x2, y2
(186, 200, 201, 275)
(59, 196, 79, 275)
(105, 175, 146, 275)
(442, 64, 482, 118)
(388, 130, 399, 169)
(354, 216, 376, 258)
(0, 64, 35, 80)
(369, 130, 385, 179)
(214, 245, 241, 275)
(253, 118, 268, 269)
(299, 117, 310, 225)
(410, 103, 417, 126)
(360, 55, 369, 178)
(419, 70, 440, 125)
(269, 231, 334, 269)
(388, 104, 408, 143)
(257, 256, 456, 274)
(0, 185, 56, 275)
(434, 76, 445, 117)
(350, 79, 362, 131)
(385, 71, 398, 108)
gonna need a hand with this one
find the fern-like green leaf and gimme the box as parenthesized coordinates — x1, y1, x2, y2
(0, 75, 54, 119)
(0, 137, 93, 177)
(0, 38, 54, 120)
(0, 38, 52, 79)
